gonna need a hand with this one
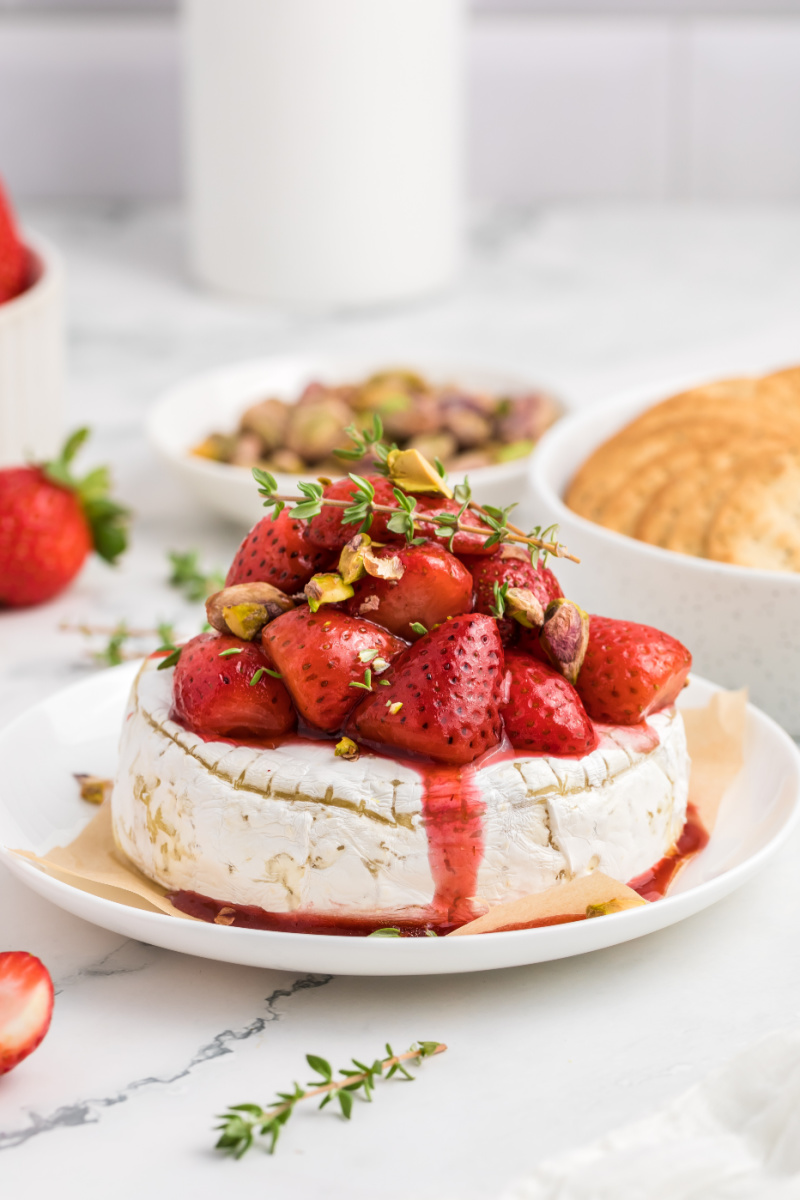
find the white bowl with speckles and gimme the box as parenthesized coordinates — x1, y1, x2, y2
(527, 378, 800, 736)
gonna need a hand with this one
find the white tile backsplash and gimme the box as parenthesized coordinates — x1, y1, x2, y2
(687, 20, 800, 201)
(468, 17, 675, 201)
(1, 11, 800, 202)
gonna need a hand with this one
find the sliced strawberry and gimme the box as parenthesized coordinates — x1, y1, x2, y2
(305, 475, 401, 551)
(413, 496, 498, 555)
(0, 178, 28, 303)
(0, 952, 54, 1076)
(463, 551, 564, 642)
(346, 541, 473, 640)
(347, 613, 504, 765)
(577, 616, 692, 725)
(501, 650, 597, 756)
(225, 507, 335, 592)
(263, 607, 406, 732)
(170, 632, 296, 740)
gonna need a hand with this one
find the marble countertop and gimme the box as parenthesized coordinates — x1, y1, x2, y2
(3, 203, 800, 1199)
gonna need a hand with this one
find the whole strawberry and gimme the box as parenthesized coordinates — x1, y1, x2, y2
(170, 631, 296, 740)
(0, 952, 54, 1075)
(501, 650, 597, 756)
(577, 616, 692, 725)
(463, 549, 563, 643)
(346, 541, 473, 640)
(264, 607, 406, 732)
(0, 177, 28, 303)
(225, 507, 335, 593)
(347, 613, 505, 765)
(0, 429, 128, 607)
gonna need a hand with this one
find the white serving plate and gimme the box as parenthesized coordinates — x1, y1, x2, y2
(1, 664, 797, 977)
(527, 376, 800, 735)
(146, 355, 561, 525)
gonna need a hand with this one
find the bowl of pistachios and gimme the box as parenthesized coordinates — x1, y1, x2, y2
(147, 355, 564, 526)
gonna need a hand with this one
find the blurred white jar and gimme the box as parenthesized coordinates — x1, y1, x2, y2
(0, 235, 64, 467)
(183, 0, 463, 308)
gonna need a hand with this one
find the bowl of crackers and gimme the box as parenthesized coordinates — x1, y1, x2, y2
(527, 367, 800, 733)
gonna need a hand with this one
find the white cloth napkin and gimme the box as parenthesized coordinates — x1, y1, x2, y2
(503, 1028, 800, 1200)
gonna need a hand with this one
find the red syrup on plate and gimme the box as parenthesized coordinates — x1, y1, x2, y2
(627, 802, 709, 902)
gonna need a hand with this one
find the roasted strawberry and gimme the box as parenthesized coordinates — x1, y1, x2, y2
(501, 651, 597, 756)
(464, 550, 563, 641)
(576, 616, 692, 725)
(305, 475, 401, 551)
(346, 541, 472, 640)
(226, 508, 335, 592)
(347, 613, 504, 765)
(0, 177, 27, 303)
(0, 952, 54, 1076)
(170, 632, 296, 740)
(0, 429, 128, 608)
(263, 607, 406, 732)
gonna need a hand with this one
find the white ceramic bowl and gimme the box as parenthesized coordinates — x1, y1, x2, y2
(146, 355, 562, 526)
(0, 232, 64, 467)
(527, 378, 800, 736)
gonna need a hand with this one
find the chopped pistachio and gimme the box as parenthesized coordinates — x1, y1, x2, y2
(387, 701, 403, 715)
(539, 598, 590, 685)
(74, 773, 112, 805)
(335, 736, 360, 761)
(206, 582, 294, 638)
(304, 572, 355, 612)
(339, 533, 404, 585)
(222, 602, 269, 641)
(495, 438, 536, 463)
(504, 587, 546, 630)
(372, 657, 390, 675)
(586, 896, 645, 918)
(359, 648, 380, 664)
(386, 448, 453, 498)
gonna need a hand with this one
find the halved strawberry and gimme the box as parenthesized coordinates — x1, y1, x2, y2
(463, 550, 564, 642)
(501, 650, 597, 756)
(346, 541, 472, 640)
(577, 616, 692, 725)
(305, 475, 401, 551)
(225, 508, 335, 593)
(347, 613, 504, 765)
(263, 607, 406, 732)
(0, 952, 54, 1075)
(170, 632, 296, 740)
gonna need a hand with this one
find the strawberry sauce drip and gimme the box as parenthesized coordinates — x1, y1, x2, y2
(416, 762, 486, 927)
(628, 803, 709, 901)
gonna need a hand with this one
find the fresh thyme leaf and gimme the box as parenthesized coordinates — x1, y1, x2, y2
(219, 647, 243, 658)
(249, 667, 266, 686)
(264, 667, 283, 679)
(93, 622, 130, 667)
(168, 550, 225, 602)
(490, 581, 509, 619)
(409, 622, 428, 636)
(157, 646, 182, 670)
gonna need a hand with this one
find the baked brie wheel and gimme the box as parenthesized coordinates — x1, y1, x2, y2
(111, 659, 690, 928)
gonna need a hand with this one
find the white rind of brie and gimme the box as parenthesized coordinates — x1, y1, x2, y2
(111, 659, 690, 919)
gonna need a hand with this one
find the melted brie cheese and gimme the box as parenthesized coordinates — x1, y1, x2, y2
(111, 659, 690, 919)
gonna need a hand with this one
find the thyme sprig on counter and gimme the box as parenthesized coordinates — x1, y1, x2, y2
(215, 1040, 446, 1157)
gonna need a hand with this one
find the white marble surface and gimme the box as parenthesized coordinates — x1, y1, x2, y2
(2, 203, 800, 1198)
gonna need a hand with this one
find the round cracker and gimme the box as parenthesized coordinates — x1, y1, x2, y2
(706, 449, 800, 572)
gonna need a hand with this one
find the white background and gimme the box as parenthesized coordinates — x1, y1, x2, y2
(2, 0, 800, 202)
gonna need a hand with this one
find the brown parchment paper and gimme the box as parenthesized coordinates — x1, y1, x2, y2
(7, 689, 747, 935)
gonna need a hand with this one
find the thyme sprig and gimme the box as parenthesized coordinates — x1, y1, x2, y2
(215, 1040, 446, 1157)
(252, 467, 577, 563)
